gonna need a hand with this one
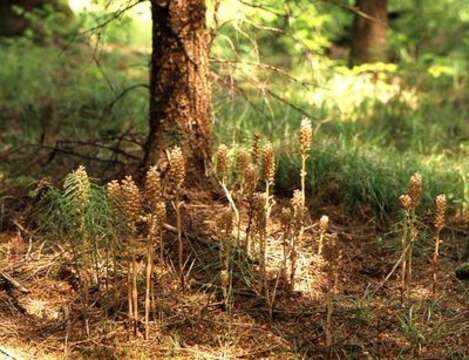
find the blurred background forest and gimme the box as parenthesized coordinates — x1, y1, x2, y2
(0, 0, 467, 224)
(1, 1, 469, 359)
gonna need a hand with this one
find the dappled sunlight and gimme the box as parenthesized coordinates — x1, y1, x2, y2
(0, 345, 30, 360)
(410, 285, 433, 301)
(69, 0, 91, 12)
(70, 0, 151, 23)
(309, 63, 419, 121)
(0, 342, 61, 360)
(21, 298, 61, 321)
(0, 0, 468, 358)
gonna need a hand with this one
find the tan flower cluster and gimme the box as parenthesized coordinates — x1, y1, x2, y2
(399, 194, 412, 210)
(434, 194, 447, 231)
(263, 142, 275, 185)
(299, 118, 313, 156)
(291, 189, 303, 212)
(244, 164, 258, 195)
(149, 201, 166, 240)
(106, 180, 122, 217)
(169, 146, 185, 188)
(121, 176, 142, 227)
(145, 166, 162, 211)
(253, 192, 267, 231)
(320, 215, 330, 235)
(74, 165, 91, 212)
(216, 144, 229, 181)
(408, 173, 422, 208)
(251, 133, 261, 163)
(236, 148, 251, 179)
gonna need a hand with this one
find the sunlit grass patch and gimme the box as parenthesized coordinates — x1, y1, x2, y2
(215, 91, 468, 219)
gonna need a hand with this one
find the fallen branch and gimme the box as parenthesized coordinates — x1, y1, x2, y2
(369, 241, 413, 297)
(0, 271, 29, 293)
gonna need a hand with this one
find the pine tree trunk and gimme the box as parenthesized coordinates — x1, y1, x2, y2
(144, 0, 213, 180)
(350, 0, 388, 65)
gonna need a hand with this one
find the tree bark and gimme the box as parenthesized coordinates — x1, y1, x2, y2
(144, 0, 213, 180)
(350, 0, 388, 65)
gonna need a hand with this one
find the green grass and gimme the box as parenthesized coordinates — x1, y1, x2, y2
(0, 35, 467, 222)
(0, 36, 149, 145)
(214, 85, 468, 219)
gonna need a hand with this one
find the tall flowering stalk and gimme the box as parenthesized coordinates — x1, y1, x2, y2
(216, 144, 241, 248)
(143, 166, 165, 339)
(216, 207, 234, 308)
(216, 144, 228, 184)
(289, 190, 303, 291)
(280, 207, 292, 281)
(299, 118, 313, 208)
(236, 148, 251, 195)
(286, 119, 313, 291)
(106, 180, 124, 308)
(65, 165, 91, 336)
(169, 146, 186, 290)
(433, 194, 446, 297)
(252, 192, 267, 287)
(318, 215, 329, 256)
(261, 142, 275, 286)
(244, 133, 263, 254)
(107, 176, 142, 336)
(323, 233, 338, 349)
(399, 173, 422, 302)
(120, 176, 142, 336)
(399, 194, 412, 302)
(145, 166, 165, 263)
(243, 164, 258, 253)
(235, 148, 251, 245)
(251, 132, 261, 164)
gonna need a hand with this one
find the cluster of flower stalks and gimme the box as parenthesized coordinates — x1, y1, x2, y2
(399, 174, 447, 302)
(61, 123, 448, 346)
(215, 121, 329, 287)
(105, 146, 183, 338)
(214, 119, 345, 346)
(63, 165, 92, 336)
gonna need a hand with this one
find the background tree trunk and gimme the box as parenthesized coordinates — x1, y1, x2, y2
(143, 0, 213, 180)
(0, 0, 72, 37)
(350, 0, 388, 65)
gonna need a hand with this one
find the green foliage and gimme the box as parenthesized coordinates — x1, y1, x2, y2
(390, 0, 469, 60)
(214, 86, 467, 219)
(211, 0, 348, 67)
(1, 0, 468, 223)
(0, 29, 148, 148)
(36, 178, 113, 253)
(398, 305, 426, 353)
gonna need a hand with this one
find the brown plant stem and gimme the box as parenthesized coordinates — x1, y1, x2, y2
(432, 230, 441, 297)
(144, 238, 153, 340)
(221, 181, 240, 246)
(244, 194, 255, 254)
(289, 233, 297, 292)
(400, 209, 410, 303)
(132, 250, 138, 336)
(127, 258, 133, 335)
(175, 193, 185, 291)
(318, 232, 325, 256)
(261, 182, 270, 286)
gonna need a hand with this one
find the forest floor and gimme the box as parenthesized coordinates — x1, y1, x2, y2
(0, 207, 468, 360)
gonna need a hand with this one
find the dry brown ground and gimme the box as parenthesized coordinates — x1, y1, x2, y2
(0, 209, 468, 360)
